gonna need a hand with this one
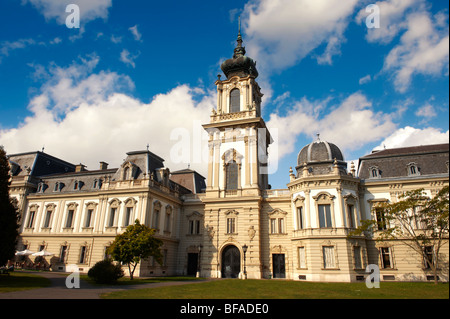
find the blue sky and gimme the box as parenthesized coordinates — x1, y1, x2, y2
(0, 0, 448, 189)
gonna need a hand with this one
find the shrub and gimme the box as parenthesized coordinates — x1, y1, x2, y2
(88, 259, 124, 284)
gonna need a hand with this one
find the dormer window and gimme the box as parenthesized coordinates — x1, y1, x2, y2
(93, 179, 102, 189)
(369, 166, 381, 179)
(37, 181, 47, 193)
(73, 180, 83, 190)
(229, 88, 240, 113)
(407, 162, 420, 176)
(53, 182, 64, 192)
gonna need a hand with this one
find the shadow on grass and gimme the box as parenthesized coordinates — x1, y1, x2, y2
(0, 271, 51, 293)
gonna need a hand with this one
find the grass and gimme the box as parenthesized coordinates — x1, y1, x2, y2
(102, 279, 449, 299)
(0, 271, 51, 293)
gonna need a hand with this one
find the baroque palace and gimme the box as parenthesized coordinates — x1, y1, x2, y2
(8, 31, 449, 282)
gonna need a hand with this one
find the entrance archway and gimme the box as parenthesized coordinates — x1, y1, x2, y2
(221, 245, 240, 278)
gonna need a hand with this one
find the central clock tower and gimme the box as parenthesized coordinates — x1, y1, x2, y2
(200, 27, 273, 279)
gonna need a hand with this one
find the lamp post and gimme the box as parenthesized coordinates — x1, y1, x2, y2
(196, 245, 202, 278)
(242, 244, 248, 280)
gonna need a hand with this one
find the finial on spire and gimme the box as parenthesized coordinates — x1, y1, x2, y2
(316, 133, 320, 141)
(236, 15, 243, 48)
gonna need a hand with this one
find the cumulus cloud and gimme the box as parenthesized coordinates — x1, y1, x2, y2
(357, 0, 449, 92)
(120, 49, 140, 68)
(267, 92, 397, 161)
(0, 55, 214, 176)
(374, 126, 449, 150)
(243, 0, 359, 72)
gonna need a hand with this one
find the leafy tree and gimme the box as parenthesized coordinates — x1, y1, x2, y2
(350, 186, 449, 284)
(0, 146, 20, 266)
(107, 219, 163, 280)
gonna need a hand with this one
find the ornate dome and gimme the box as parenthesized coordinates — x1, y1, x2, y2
(220, 30, 258, 79)
(296, 134, 347, 176)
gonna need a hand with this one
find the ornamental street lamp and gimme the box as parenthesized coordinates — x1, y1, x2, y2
(242, 244, 248, 280)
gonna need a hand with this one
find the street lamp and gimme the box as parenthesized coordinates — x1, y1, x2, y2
(242, 244, 248, 280)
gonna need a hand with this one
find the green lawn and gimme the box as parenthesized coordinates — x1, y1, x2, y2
(102, 279, 449, 299)
(0, 272, 51, 293)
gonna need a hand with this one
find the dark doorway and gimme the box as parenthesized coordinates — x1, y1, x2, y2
(187, 253, 198, 276)
(272, 254, 286, 278)
(222, 245, 240, 278)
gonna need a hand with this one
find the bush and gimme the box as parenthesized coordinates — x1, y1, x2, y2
(88, 259, 124, 284)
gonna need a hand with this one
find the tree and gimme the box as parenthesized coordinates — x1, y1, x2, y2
(107, 219, 163, 280)
(350, 186, 449, 284)
(0, 146, 20, 266)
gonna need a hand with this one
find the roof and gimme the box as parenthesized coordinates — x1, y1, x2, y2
(361, 143, 449, 159)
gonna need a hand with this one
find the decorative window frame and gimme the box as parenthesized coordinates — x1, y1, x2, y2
(123, 198, 137, 227)
(293, 196, 305, 230)
(64, 202, 79, 230)
(42, 203, 56, 229)
(186, 211, 203, 235)
(26, 204, 39, 229)
(121, 161, 138, 180)
(107, 198, 121, 228)
(296, 242, 308, 270)
(83, 202, 98, 229)
(152, 200, 162, 230)
(312, 192, 336, 228)
(268, 208, 288, 235)
(224, 210, 239, 235)
(407, 162, 420, 176)
(376, 244, 396, 270)
(369, 166, 381, 179)
(222, 148, 243, 191)
(343, 193, 358, 229)
(320, 240, 339, 270)
(164, 205, 173, 234)
(368, 198, 389, 231)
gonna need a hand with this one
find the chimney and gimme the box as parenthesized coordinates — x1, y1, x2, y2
(75, 164, 87, 172)
(99, 161, 109, 170)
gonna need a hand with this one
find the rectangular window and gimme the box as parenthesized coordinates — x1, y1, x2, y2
(423, 246, 434, 269)
(318, 204, 332, 228)
(323, 246, 336, 269)
(108, 208, 116, 227)
(43, 210, 52, 228)
(85, 209, 93, 228)
(227, 218, 236, 234)
(153, 209, 160, 229)
(195, 220, 200, 234)
(27, 211, 36, 228)
(59, 246, 67, 263)
(347, 204, 355, 228)
(380, 247, 392, 269)
(375, 208, 387, 230)
(164, 213, 171, 232)
(226, 162, 238, 190)
(296, 207, 304, 230)
(298, 247, 306, 269)
(124, 207, 132, 227)
(354, 246, 362, 269)
(270, 218, 277, 234)
(278, 218, 285, 234)
(65, 210, 74, 228)
(189, 220, 194, 234)
(79, 246, 87, 264)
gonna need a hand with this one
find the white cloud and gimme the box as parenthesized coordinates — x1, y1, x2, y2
(0, 55, 213, 176)
(359, 74, 372, 85)
(120, 49, 140, 68)
(357, 0, 449, 92)
(374, 126, 449, 150)
(128, 25, 142, 42)
(383, 11, 449, 92)
(243, 0, 359, 72)
(267, 92, 396, 161)
(23, 0, 112, 25)
(415, 103, 437, 119)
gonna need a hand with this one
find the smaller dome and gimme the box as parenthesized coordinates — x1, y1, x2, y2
(297, 137, 344, 166)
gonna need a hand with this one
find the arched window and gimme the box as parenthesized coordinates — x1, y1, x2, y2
(229, 89, 240, 113)
(226, 161, 238, 190)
